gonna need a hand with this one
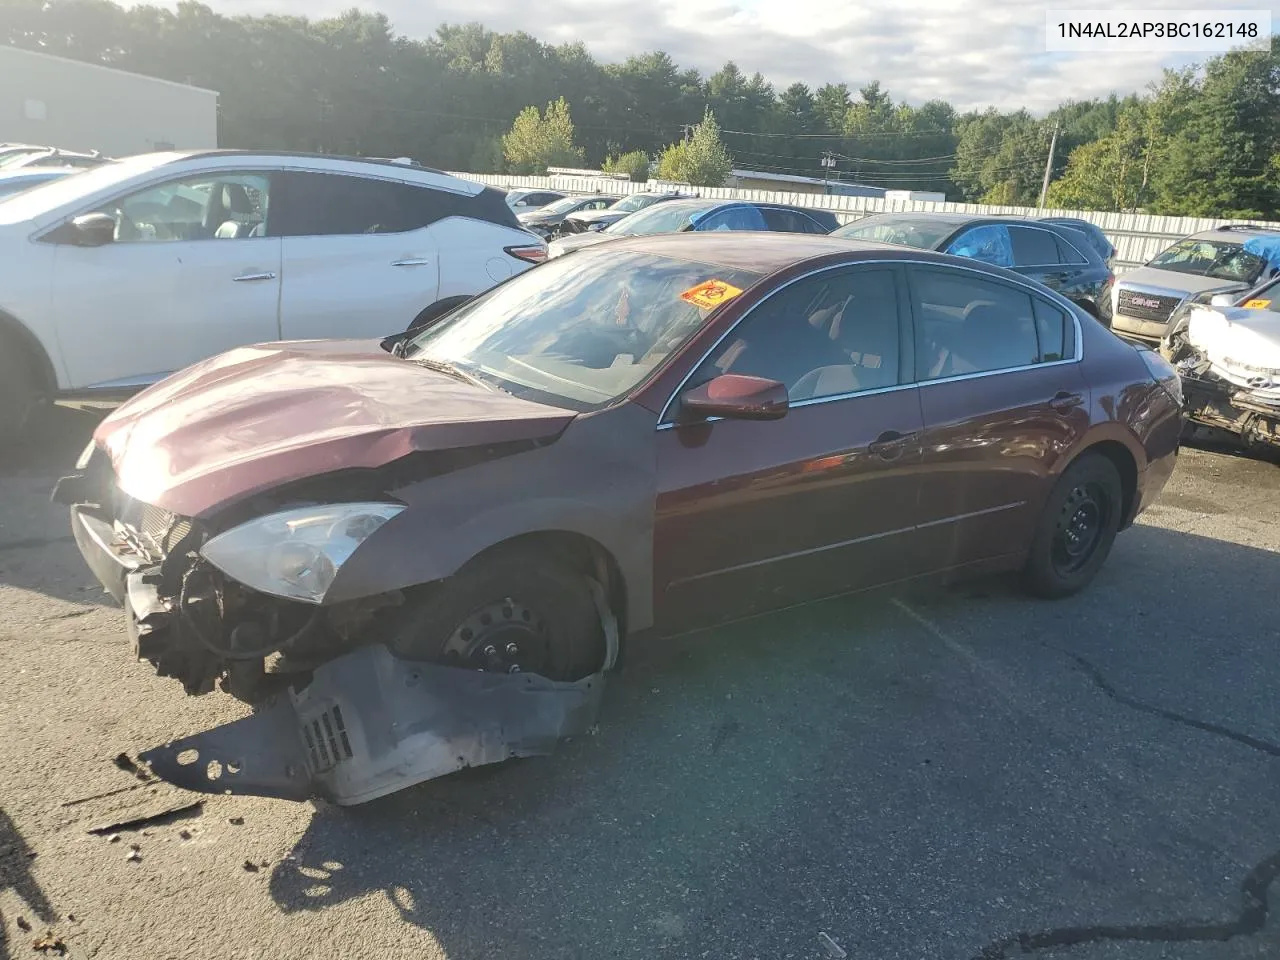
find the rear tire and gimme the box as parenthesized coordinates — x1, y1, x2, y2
(1023, 453, 1123, 599)
(0, 339, 41, 450)
(388, 547, 605, 681)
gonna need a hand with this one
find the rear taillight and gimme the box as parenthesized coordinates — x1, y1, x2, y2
(505, 244, 547, 264)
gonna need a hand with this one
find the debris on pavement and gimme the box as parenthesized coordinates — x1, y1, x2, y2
(87, 800, 203, 835)
(178, 829, 192, 840)
(228, 816, 244, 826)
(32, 930, 66, 954)
(106, 835, 119, 844)
(242, 860, 259, 873)
(818, 932, 847, 959)
(112, 753, 151, 781)
(125, 843, 141, 862)
(16, 916, 31, 931)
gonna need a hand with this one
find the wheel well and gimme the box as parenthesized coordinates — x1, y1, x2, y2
(0, 310, 57, 398)
(465, 531, 628, 637)
(1079, 440, 1138, 525)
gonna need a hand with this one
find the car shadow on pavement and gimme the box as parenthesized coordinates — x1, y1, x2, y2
(266, 524, 1280, 960)
(0, 407, 99, 481)
(0, 408, 116, 608)
(0, 808, 56, 960)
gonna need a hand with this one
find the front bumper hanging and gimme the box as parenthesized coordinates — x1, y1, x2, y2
(142, 644, 608, 806)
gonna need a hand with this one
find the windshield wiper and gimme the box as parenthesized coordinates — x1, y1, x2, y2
(410, 356, 491, 390)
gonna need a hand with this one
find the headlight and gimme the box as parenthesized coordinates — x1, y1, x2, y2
(200, 502, 405, 604)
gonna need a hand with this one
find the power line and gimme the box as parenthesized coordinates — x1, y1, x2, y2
(720, 127, 956, 140)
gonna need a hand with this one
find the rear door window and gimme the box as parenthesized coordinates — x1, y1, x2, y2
(910, 267, 1044, 378)
(274, 173, 464, 237)
(760, 207, 826, 234)
(1008, 226, 1062, 267)
(696, 205, 768, 232)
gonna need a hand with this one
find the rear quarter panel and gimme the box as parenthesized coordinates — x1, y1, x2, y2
(1075, 318, 1181, 523)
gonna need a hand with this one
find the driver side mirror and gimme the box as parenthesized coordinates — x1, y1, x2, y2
(1209, 293, 1236, 307)
(680, 374, 789, 422)
(65, 212, 117, 247)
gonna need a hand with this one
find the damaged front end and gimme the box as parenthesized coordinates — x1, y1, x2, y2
(1162, 304, 1280, 451)
(54, 447, 619, 804)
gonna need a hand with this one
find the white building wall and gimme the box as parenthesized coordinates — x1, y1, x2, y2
(0, 45, 218, 157)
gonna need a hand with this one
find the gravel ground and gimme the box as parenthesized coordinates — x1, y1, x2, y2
(1, 410, 1279, 960)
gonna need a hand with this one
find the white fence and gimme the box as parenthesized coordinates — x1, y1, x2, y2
(455, 171, 1280, 274)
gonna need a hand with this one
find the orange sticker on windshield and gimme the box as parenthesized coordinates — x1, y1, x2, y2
(1243, 298, 1272, 309)
(680, 279, 744, 310)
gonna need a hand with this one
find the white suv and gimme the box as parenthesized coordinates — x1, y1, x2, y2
(0, 151, 546, 443)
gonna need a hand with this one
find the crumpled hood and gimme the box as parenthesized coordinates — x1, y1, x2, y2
(1187, 305, 1280, 400)
(1118, 266, 1249, 299)
(93, 339, 576, 518)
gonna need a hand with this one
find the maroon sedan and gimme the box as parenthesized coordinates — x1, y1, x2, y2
(58, 233, 1182, 804)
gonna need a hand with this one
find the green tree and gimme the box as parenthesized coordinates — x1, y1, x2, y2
(1151, 45, 1280, 218)
(813, 83, 852, 134)
(952, 109, 1048, 205)
(657, 108, 733, 186)
(602, 149, 650, 182)
(501, 96, 586, 174)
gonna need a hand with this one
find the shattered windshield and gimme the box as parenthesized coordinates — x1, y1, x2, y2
(404, 249, 761, 410)
(1149, 238, 1267, 283)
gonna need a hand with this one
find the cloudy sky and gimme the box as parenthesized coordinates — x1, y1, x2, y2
(184, 0, 1276, 112)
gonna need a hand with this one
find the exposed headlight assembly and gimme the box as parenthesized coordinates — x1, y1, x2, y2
(200, 502, 405, 604)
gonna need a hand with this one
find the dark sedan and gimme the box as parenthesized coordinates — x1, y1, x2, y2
(517, 194, 620, 238)
(834, 213, 1115, 324)
(549, 197, 838, 257)
(59, 233, 1182, 804)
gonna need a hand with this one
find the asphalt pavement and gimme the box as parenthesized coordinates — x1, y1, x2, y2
(1, 409, 1279, 960)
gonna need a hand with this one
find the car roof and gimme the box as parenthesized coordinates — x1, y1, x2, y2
(146, 149, 488, 197)
(602, 231, 943, 274)
(1190, 226, 1280, 243)
(0, 166, 78, 180)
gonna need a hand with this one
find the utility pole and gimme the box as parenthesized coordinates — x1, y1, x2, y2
(821, 151, 837, 188)
(1037, 121, 1060, 210)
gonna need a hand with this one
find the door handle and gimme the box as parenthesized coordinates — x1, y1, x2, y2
(232, 271, 276, 282)
(1049, 390, 1084, 412)
(868, 430, 918, 460)
(391, 258, 431, 267)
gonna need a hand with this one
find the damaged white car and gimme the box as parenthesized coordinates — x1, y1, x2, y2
(1161, 271, 1280, 452)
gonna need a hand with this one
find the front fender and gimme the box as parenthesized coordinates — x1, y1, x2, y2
(324, 404, 658, 629)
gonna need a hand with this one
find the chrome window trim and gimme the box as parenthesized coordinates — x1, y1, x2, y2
(655, 256, 1086, 429)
